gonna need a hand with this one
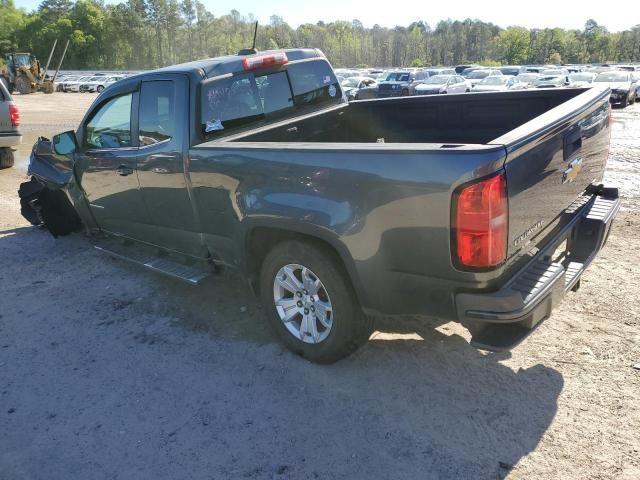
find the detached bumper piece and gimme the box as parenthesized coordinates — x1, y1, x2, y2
(457, 187, 620, 351)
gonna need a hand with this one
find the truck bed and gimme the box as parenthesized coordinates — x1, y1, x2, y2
(224, 88, 587, 145)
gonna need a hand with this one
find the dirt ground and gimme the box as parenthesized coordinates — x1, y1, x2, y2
(1, 92, 639, 480)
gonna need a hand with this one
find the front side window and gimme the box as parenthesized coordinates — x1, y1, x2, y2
(85, 93, 132, 149)
(139, 81, 175, 146)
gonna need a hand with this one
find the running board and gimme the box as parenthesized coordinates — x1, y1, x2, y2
(94, 237, 213, 285)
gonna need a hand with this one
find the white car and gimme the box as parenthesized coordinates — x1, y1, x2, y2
(80, 76, 124, 93)
(472, 75, 528, 92)
(64, 76, 93, 92)
(414, 74, 470, 95)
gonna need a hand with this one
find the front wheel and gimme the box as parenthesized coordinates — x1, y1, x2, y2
(465, 89, 470, 93)
(16, 76, 31, 95)
(260, 240, 373, 363)
(96, 85, 104, 93)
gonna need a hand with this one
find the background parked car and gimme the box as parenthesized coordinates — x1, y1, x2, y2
(534, 74, 572, 88)
(463, 69, 503, 86)
(64, 75, 93, 92)
(516, 73, 540, 87)
(340, 76, 378, 100)
(80, 75, 125, 93)
(413, 74, 469, 95)
(472, 75, 528, 92)
(568, 72, 597, 87)
(632, 72, 640, 102)
(377, 70, 416, 97)
(594, 70, 636, 106)
(498, 66, 521, 76)
(0, 79, 20, 168)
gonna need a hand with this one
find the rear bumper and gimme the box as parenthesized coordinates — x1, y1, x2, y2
(0, 131, 22, 148)
(456, 187, 620, 350)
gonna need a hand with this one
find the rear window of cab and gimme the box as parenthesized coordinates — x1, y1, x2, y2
(200, 59, 342, 139)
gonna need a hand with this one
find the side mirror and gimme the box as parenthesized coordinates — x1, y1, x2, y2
(52, 131, 78, 156)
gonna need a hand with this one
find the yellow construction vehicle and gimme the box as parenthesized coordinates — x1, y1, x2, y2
(0, 40, 69, 95)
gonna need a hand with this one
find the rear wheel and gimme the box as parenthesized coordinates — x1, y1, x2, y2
(96, 85, 104, 93)
(16, 75, 31, 95)
(0, 148, 14, 169)
(260, 240, 373, 363)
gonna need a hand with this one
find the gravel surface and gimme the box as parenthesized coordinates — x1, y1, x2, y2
(1, 92, 639, 479)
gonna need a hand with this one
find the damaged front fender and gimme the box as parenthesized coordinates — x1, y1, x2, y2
(18, 137, 84, 237)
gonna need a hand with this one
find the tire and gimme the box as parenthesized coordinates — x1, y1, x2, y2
(401, 89, 409, 96)
(96, 85, 104, 93)
(43, 83, 54, 94)
(0, 148, 14, 169)
(260, 240, 374, 363)
(16, 75, 31, 95)
(465, 89, 470, 93)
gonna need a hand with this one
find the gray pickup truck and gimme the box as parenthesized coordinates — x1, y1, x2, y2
(19, 49, 620, 363)
(0, 79, 21, 168)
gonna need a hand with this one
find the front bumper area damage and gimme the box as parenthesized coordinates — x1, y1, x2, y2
(457, 186, 620, 351)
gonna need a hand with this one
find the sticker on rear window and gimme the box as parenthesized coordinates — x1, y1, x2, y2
(323, 75, 331, 84)
(205, 120, 224, 132)
(328, 85, 337, 97)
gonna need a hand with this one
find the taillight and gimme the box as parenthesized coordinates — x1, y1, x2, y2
(453, 173, 508, 269)
(8, 104, 20, 127)
(242, 52, 288, 71)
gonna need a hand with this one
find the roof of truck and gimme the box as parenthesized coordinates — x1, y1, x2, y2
(152, 48, 325, 79)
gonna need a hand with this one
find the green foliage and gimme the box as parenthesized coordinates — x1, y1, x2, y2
(1, 3, 639, 70)
(354, 63, 368, 68)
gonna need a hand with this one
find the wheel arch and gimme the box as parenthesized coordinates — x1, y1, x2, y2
(242, 224, 368, 310)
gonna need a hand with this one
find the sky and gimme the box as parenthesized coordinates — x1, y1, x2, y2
(13, 0, 638, 32)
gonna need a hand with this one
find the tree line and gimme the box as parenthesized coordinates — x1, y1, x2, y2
(1, 0, 639, 70)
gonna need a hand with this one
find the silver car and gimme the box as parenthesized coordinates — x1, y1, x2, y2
(472, 75, 528, 92)
(413, 74, 470, 95)
(0, 79, 21, 168)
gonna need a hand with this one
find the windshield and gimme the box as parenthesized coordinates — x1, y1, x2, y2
(341, 78, 360, 88)
(13, 54, 32, 67)
(467, 70, 491, 79)
(201, 59, 342, 140)
(569, 73, 594, 82)
(423, 75, 451, 85)
(384, 72, 410, 82)
(480, 76, 507, 85)
(541, 70, 563, 76)
(595, 72, 628, 82)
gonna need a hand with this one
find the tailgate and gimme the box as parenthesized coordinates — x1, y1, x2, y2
(494, 87, 612, 261)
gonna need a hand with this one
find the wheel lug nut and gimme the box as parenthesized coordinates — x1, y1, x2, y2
(303, 289, 309, 295)
(297, 301, 303, 307)
(296, 291, 302, 297)
(310, 297, 315, 302)
(310, 306, 315, 312)
(304, 308, 309, 314)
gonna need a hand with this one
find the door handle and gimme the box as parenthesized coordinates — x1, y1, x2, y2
(116, 165, 133, 176)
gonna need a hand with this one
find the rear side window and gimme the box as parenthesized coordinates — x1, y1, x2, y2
(139, 81, 175, 146)
(200, 59, 341, 140)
